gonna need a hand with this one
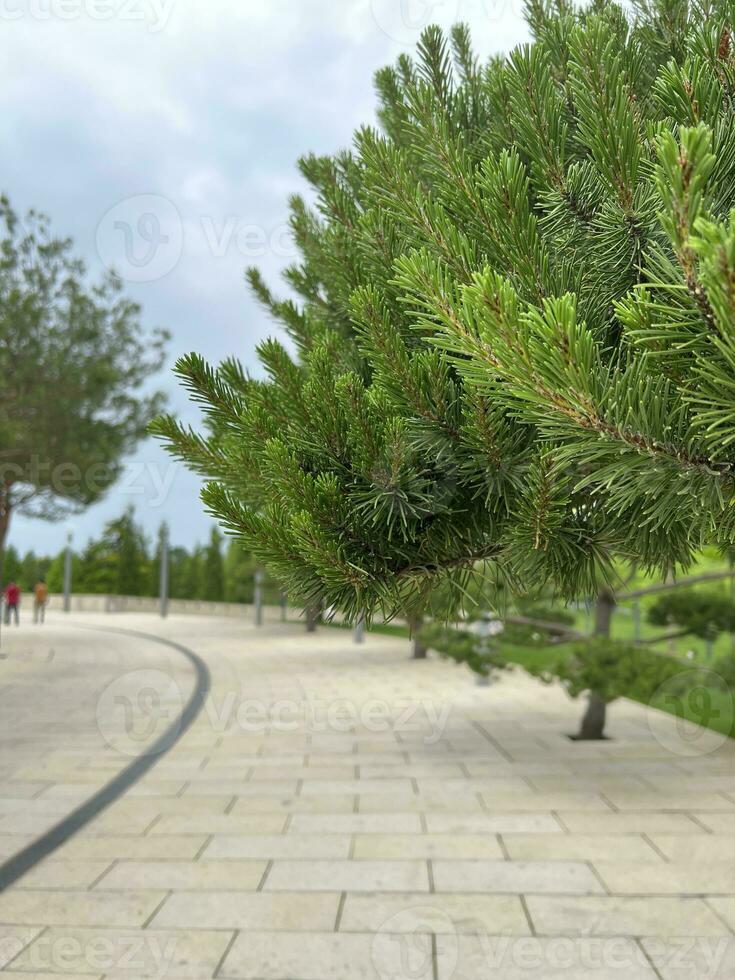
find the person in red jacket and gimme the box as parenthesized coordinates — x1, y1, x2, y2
(4, 581, 20, 625)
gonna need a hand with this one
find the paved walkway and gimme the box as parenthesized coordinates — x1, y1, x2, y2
(0, 612, 733, 979)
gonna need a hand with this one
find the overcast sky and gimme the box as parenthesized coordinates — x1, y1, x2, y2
(6, 0, 529, 557)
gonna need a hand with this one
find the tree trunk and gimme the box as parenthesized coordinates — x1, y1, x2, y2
(409, 614, 427, 660)
(0, 497, 11, 649)
(574, 587, 615, 740)
(593, 587, 616, 636)
(305, 604, 321, 633)
(577, 691, 607, 740)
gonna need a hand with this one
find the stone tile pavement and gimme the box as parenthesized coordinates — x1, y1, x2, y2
(0, 612, 733, 978)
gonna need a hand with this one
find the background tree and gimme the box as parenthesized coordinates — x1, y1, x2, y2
(648, 591, 735, 645)
(187, 545, 205, 600)
(534, 638, 687, 740)
(111, 508, 148, 596)
(75, 538, 116, 594)
(0, 196, 168, 568)
(202, 527, 225, 602)
(1, 545, 20, 586)
(169, 546, 194, 599)
(148, 522, 168, 598)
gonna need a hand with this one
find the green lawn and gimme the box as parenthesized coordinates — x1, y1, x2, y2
(497, 637, 735, 740)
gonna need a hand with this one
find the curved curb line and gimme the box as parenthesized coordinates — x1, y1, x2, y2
(0, 623, 212, 892)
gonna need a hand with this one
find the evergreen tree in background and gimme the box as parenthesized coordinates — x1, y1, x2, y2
(2, 545, 20, 585)
(224, 539, 257, 603)
(202, 527, 225, 601)
(19, 517, 271, 604)
(168, 546, 193, 599)
(76, 538, 116, 595)
(148, 522, 168, 598)
(156, 0, 735, 651)
(188, 545, 206, 600)
(110, 507, 147, 596)
(0, 197, 167, 564)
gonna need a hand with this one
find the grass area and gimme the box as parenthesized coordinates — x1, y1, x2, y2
(497, 636, 735, 740)
(648, 686, 735, 740)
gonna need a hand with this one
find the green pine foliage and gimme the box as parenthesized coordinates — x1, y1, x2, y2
(648, 589, 735, 639)
(154, 0, 735, 622)
(0, 197, 168, 555)
(533, 637, 688, 705)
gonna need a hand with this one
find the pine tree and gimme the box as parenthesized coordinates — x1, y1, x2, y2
(188, 546, 205, 600)
(224, 540, 256, 603)
(148, 523, 165, 598)
(0, 198, 167, 562)
(114, 509, 147, 596)
(154, 0, 735, 635)
(203, 527, 225, 601)
(168, 546, 192, 600)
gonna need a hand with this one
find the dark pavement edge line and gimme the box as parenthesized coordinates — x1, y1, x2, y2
(0, 622, 212, 891)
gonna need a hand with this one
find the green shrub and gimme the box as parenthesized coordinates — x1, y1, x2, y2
(713, 653, 735, 689)
(420, 623, 507, 678)
(534, 637, 687, 705)
(648, 591, 735, 641)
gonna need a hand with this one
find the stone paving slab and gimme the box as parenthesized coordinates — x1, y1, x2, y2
(501, 833, 663, 862)
(0, 611, 733, 978)
(338, 893, 530, 934)
(525, 895, 729, 936)
(220, 929, 434, 980)
(263, 858, 431, 892)
(432, 859, 605, 894)
(150, 891, 341, 930)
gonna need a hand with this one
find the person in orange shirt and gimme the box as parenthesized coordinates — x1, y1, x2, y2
(33, 579, 48, 624)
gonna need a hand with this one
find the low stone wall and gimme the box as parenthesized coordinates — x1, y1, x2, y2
(45, 593, 289, 619)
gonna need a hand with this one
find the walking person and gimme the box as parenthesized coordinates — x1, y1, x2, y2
(33, 578, 48, 624)
(3, 581, 20, 625)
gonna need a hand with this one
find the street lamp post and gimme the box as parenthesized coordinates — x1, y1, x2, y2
(354, 614, 365, 644)
(159, 525, 169, 619)
(254, 569, 264, 626)
(63, 532, 73, 613)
